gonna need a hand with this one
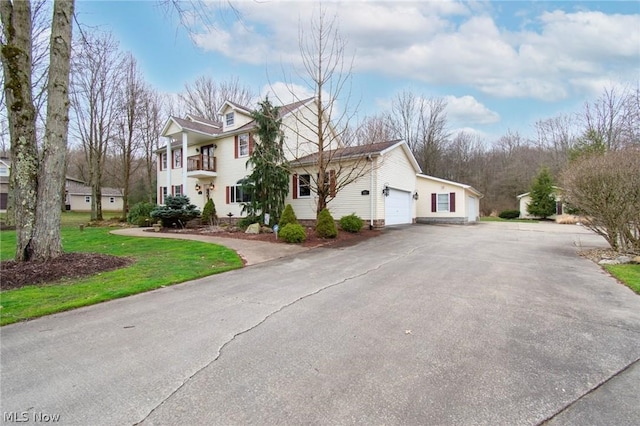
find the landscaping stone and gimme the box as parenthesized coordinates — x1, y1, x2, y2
(598, 259, 620, 265)
(616, 255, 633, 264)
(245, 223, 260, 234)
(634, 256, 640, 264)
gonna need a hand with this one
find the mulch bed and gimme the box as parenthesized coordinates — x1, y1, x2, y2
(1, 253, 132, 291)
(160, 225, 383, 249)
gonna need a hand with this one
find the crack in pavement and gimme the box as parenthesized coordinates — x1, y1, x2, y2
(537, 356, 640, 425)
(134, 244, 426, 425)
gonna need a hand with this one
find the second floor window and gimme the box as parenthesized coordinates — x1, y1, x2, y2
(226, 112, 235, 126)
(238, 133, 249, 157)
(160, 152, 167, 170)
(173, 149, 182, 168)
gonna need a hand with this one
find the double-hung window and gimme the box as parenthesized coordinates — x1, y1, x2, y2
(298, 174, 311, 197)
(160, 152, 168, 170)
(85, 196, 91, 203)
(173, 149, 182, 168)
(437, 193, 450, 212)
(229, 185, 250, 203)
(226, 112, 235, 127)
(238, 133, 249, 157)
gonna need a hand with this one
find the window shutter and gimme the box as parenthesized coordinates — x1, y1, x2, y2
(249, 134, 254, 155)
(431, 193, 437, 213)
(450, 192, 456, 213)
(158, 154, 162, 171)
(234, 135, 239, 159)
(159, 187, 162, 204)
(329, 170, 336, 197)
(556, 201, 563, 215)
(226, 186, 230, 204)
(293, 174, 298, 199)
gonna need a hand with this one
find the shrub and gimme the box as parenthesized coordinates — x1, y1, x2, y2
(498, 210, 520, 220)
(238, 215, 261, 230)
(316, 208, 337, 238)
(279, 223, 307, 243)
(339, 213, 364, 233)
(279, 204, 298, 227)
(127, 202, 157, 227)
(150, 195, 200, 228)
(201, 199, 217, 226)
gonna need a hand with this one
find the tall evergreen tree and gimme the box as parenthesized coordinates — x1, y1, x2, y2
(527, 167, 557, 219)
(244, 97, 290, 225)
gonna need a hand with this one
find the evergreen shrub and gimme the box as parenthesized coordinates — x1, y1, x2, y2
(279, 204, 298, 227)
(279, 223, 307, 243)
(498, 209, 520, 220)
(339, 214, 363, 233)
(316, 208, 337, 238)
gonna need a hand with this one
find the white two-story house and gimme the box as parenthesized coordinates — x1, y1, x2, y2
(157, 98, 483, 227)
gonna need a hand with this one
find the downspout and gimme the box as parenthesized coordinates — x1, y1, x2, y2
(166, 136, 172, 202)
(182, 131, 188, 196)
(369, 154, 374, 230)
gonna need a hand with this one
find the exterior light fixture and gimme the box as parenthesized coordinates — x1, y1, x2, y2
(209, 182, 215, 190)
(382, 186, 390, 197)
(413, 191, 419, 200)
(195, 183, 201, 191)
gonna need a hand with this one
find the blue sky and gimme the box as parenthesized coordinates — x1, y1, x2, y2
(75, 1, 640, 142)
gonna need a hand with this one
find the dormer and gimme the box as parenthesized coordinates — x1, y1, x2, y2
(217, 101, 254, 132)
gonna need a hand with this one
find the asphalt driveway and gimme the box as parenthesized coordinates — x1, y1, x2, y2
(1, 222, 639, 425)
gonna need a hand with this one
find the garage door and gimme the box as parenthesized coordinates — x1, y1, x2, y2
(385, 188, 412, 225)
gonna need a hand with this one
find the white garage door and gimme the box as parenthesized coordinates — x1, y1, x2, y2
(385, 188, 412, 225)
(467, 196, 477, 222)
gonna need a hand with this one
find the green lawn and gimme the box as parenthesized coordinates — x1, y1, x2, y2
(606, 264, 640, 294)
(0, 225, 243, 326)
(480, 217, 539, 223)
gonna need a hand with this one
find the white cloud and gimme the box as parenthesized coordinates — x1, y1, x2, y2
(260, 81, 315, 105)
(189, 2, 639, 102)
(444, 95, 500, 125)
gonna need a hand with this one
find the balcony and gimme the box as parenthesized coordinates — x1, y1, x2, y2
(187, 154, 217, 178)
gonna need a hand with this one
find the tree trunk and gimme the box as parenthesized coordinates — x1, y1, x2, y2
(31, 0, 74, 260)
(1, 0, 39, 261)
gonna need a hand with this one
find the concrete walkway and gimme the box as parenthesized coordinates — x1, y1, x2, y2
(110, 228, 308, 266)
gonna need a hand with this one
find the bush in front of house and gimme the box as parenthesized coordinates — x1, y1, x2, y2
(279, 204, 298, 228)
(498, 209, 520, 220)
(316, 208, 337, 238)
(279, 223, 307, 243)
(201, 199, 217, 226)
(127, 201, 157, 227)
(238, 215, 261, 230)
(151, 195, 201, 228)
(339, 213, 364, 233)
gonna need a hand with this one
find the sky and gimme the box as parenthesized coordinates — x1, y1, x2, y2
(75, 0, 640, 142)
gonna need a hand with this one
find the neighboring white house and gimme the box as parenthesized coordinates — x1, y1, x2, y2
(0, 160, 123, 213)
(156, 98, 482, 227)
(517, 187, 564, 219)
(65, 177, 124, 212)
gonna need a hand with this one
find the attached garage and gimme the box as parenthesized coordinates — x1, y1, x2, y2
(385, 188, 412, 225)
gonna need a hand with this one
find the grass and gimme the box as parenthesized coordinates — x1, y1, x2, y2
(480, 216, 539, 223)
(0, 223, 243, 326)
(606, 264, 640, 294)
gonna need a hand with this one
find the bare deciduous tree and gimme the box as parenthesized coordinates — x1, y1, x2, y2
(179, 75, 253, 121)
(562, 149, 640, 253)
(140, 87, 165, 203)
(113, 53, 145, 218)
(281, 7, 370, 218)
(71, 31, 123, 221)
(387, 91, 449, 176)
